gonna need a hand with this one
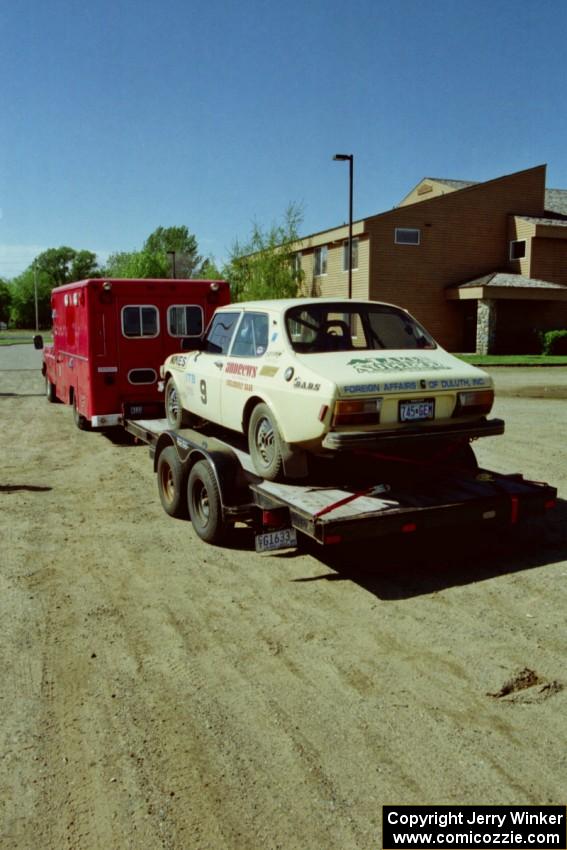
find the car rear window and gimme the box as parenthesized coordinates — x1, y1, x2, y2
(285, 303, 436, 353)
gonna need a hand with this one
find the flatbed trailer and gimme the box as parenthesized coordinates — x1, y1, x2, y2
(124, 418, 557, 552)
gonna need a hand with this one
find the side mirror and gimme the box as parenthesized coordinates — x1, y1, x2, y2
(33, 335, 44, 350)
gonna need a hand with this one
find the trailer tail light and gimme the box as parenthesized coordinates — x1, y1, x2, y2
(332, 398, 382, 427)
(544, 499, 556, 511)
(401, 522, 417, 534)
(453, 389, 494, 417)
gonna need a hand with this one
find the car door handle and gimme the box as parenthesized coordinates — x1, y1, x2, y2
(214, 361, 224, 369)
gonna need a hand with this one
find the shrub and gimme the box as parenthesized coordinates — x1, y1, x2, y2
(539, 329, 567, 355)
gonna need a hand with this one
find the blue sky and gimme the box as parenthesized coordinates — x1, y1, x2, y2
(1, 0, 566, 278)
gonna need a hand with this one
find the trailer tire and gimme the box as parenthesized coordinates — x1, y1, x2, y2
(157, 446, 189, 519)
(248, 403, 284, 481)
(165, 378, 193, 429)
(45, 378, 57, 403)
(187, 460, 227, 545)
(72, 395, 89, 430)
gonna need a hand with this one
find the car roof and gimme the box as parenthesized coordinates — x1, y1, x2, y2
(216, 297, 403, 313)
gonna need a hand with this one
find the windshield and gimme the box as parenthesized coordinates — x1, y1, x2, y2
(285, 302, 436, 353)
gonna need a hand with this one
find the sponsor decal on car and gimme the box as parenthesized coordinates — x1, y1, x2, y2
(226, 379, 253, 392)
(225, 362, 258, 378)
(293, 378, 321, 391)
(170, 354, 187, 367)
(347, 356, 447, 373)
(260, 366, 279, 377)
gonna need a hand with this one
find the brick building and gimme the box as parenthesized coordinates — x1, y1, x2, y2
(290, 164, 567, 352)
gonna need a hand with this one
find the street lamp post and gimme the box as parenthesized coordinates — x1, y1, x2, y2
(167, 251, 177, 279)
(333, 153, 354, 299)
(33, 261, 40, 332)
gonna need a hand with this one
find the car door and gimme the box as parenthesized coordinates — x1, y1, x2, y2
(185, 310, 241, 424)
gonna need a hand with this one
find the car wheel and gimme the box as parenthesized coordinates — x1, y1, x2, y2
(187, 460, 228, 544)
(165, 378, 192, 429)
(157, 446, 189, 518)
(72, 395, 89, 430)
(46, 378, 57, 403)
(248, 403, 284, 481)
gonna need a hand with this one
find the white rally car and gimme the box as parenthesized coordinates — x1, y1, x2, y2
(160, 298, 503, 480)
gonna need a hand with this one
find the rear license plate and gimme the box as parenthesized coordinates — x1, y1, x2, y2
(255, 528, 298, 552)
(399, 398, 435, 422)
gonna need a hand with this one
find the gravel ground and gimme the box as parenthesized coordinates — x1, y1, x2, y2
(1, 348, 566, 850)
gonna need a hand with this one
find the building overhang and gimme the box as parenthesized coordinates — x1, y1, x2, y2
(446, 272, 567, 302)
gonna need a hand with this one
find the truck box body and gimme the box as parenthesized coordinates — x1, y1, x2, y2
(43, 278, 230, 426)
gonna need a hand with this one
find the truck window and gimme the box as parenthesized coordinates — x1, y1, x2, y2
(122, 305, 159, 338)
(167, 305, 204, 337)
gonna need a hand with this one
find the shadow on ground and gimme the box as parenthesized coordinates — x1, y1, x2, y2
(282, 498, 567, 600)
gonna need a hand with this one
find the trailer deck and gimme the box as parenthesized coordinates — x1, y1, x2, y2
(125, 418, 557, 550)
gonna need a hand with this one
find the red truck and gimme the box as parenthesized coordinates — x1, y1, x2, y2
(34, 278, 230, 429)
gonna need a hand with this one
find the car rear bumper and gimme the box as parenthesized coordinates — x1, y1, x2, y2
(321, 417, 505, 450)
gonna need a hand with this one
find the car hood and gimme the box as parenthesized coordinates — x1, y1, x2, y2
(294, 349, 492, 396)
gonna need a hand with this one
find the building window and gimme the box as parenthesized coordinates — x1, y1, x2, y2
(291, 253, 302, 277)
(395, 227, 421, 245)
(342, 238, 359, 271)
(509, 239, 526, 260)
(167, 304, 204, 337)
(314, 246, 328, 276)
(121, 305, 159, 338)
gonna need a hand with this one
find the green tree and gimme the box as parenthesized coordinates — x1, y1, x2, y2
(199, 257, 223, 279)
(8, 246, 101, 328)
(0, 280, 12, 324)
(34, 246, 100, 287)
(103, 249, 170, 279)
(9, 268, 52, 328)
(223, 203, 304, 302)
(143, 226, 202, 278)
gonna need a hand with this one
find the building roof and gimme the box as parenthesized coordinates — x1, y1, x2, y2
(455, 272, 567, 291)
(516, 215, 567, 228)
(427, 178, 477, 190)
(545, 188, 567, 217)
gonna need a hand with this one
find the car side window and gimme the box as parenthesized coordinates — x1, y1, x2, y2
(205, 312, 240, 354)
(230, 313, 269, 357)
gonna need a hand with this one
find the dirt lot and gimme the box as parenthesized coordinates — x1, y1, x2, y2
(1, 350, 566, 850)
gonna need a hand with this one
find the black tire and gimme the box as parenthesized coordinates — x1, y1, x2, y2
(248, 403, 284, 481)
(187, 460, 227, 544)
(45, 378, 57, 403)
(165, 377, 193, 429)
(72, 394, 89, 430)
(157, 446, 189, 519)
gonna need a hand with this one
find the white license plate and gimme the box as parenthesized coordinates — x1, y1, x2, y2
(255, 528, 298, 552)
(399, 398, 435, 422)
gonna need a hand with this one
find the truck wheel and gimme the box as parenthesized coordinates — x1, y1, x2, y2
(248, 403, 284, 481)
(45, 378, 57, 403)
(157, 446, 189, 519)
(72, 396, 89, 430)
(165, 378, 192, 429)
(187, 460, 227, 544)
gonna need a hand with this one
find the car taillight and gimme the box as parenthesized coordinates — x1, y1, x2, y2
(454, 389, 494, 417)
(332, 398, 382, 426)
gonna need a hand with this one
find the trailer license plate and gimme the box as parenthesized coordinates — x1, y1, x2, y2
(255, 528, 298, 552)
(399, 398, 435, 422)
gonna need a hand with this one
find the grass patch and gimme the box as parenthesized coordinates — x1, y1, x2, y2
(456, 354, 567, 366)
(0, 330, 52, 346)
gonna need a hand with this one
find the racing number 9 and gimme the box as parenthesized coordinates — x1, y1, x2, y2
(200, 379, 207, 405)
